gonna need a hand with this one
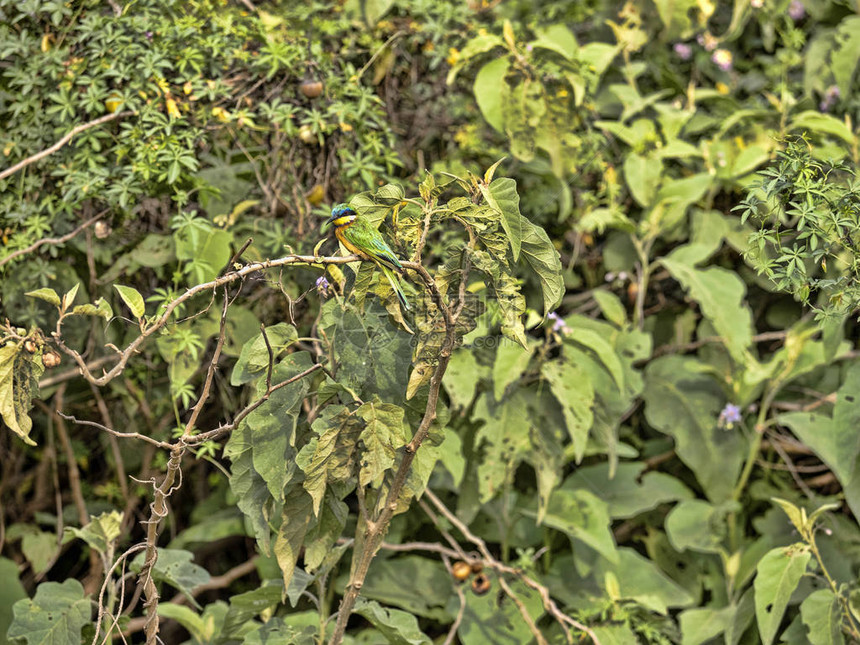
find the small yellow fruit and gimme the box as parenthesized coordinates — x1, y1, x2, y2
(94, 221, 112, 239)
(451, 561, 472, 582)
(43, 351, 61, 368)
(298, 124, 317, 145)
(104, 93, 123, 114)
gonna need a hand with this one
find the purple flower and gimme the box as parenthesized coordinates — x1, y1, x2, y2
(788, 0, 805, 20)
(712, 49, 733, 72)
(315, 276, 330, 295)
(145, 31, 153, 40)
(673, 43, 692, 61)
(547, 311, 570, 335)
(719, 403, 742, 429)
(819, 85, 840, 112)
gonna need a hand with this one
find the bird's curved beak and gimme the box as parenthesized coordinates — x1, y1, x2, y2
(325, 212, 338, 224)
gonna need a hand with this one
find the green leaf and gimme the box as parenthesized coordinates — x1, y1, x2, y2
(540, 487, 618, 564)
(482, 177, 523, 261)
(298, 406, 362, 515)
(62, 510, 122, 557)
(61, 283, 79, 310)
(541, 359, 594, 462)
(443, 349, 487, 409)
(114, 284, 145, 318)
(0, 343, 41, 446)
(520, 215, 564, 313)
(564, 462, 693, 519)
(133, 548, 210, 608)
(678, 606, 735, 645)
(25, 288, 61, 307)
(660, 256, 753, 363)
(473, 391, 532, 502)
(492, 342, 533, 400)
(356, 399, 408, 487)
(353, 598, 432, 645)
(175, 225, 232, 284)
(754, 545, 812, 645)
(770, 498, 805, 534)
(564, 329, 625, 391)
(801, 589, 844, 645)
(592, 290, 627, 326)
(157, 604, 206, 641)
(446, 33, 505, 84)
(0, 557, 27, 642)
(457, 576, 544, 645)
(274, 488, 315, 590)
(222, 584, 283, 637)
(665, 499, 732, 554)
(474, 58, 510, 132)
(789, 110, 856, 145)
(231, 323, 299, 385)
(358, 556, 452, 622)
(303, 493, 348, 572)
(643, 356, 745, 502)
(595, 548, 694, 614)
(623, 152, 661, 207)
(7, 579, 90, 645)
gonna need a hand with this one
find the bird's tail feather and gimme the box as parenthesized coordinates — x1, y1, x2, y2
(380, 264, 410, 310)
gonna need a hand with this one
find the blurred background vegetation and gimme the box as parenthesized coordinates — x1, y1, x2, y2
(4, 0, 860, 643)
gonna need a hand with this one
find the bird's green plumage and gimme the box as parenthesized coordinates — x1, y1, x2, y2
(327, 203, 410, 309)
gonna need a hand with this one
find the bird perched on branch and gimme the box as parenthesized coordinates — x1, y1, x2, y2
(325, 203, 410, 310)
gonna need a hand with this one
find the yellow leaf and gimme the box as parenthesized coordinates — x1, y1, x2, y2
(165, 97, 181, 119)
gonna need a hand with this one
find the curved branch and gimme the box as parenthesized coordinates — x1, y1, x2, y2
(0, 213, 104, 268)
(53, 253, 362, 387)
(0, 111, 134, 181)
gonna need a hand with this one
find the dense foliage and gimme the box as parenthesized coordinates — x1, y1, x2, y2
(3, 0, 860, 644)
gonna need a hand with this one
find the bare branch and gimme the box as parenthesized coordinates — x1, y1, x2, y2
(52, 253, 363, 387)
(0, 213, 104, 268)
(0, 111, 133, 181)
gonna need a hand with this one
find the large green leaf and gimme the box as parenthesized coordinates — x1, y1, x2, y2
(678, 606, 735, 645)
(475, 58, 510, 133)
(541, 359, 594, 462)
(274, 488, 315, 590)
(7, 580, 90, 645)
(356, 399, 408, 487)
(801, 589, 844, 645)
(357, 556, 452, 622)
(0, 557, 27, 641)
(62, 510, 123, 557)
(231, 323, 299, 385)
(0, 343, 42, 446)
(660, 255, 753, 363)
(519, 215, 564, 313)
(456, 576, 544, 645)
(623, 152, 662, 207)
(132, 548, 210, 607)
(665, 499, 734, 554)
(643, 356, 745, 502)
(564, 462, 693, 519)
(594, 548, 695, 614)
(353, 598, 432, 645)
(754, 545, 811, 645)
(483, 177, 523, 261)
(541, 488, 618, 564)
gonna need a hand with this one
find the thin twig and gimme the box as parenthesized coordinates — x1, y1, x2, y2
(52, 253, 366, 387)
(0, 213, 104, 268)
(57, 414, 172, 450)
(422, 489, 600, 645)
(0, 111, 133, 181)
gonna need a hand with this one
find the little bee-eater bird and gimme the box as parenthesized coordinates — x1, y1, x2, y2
(326, 203, 410, 310)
